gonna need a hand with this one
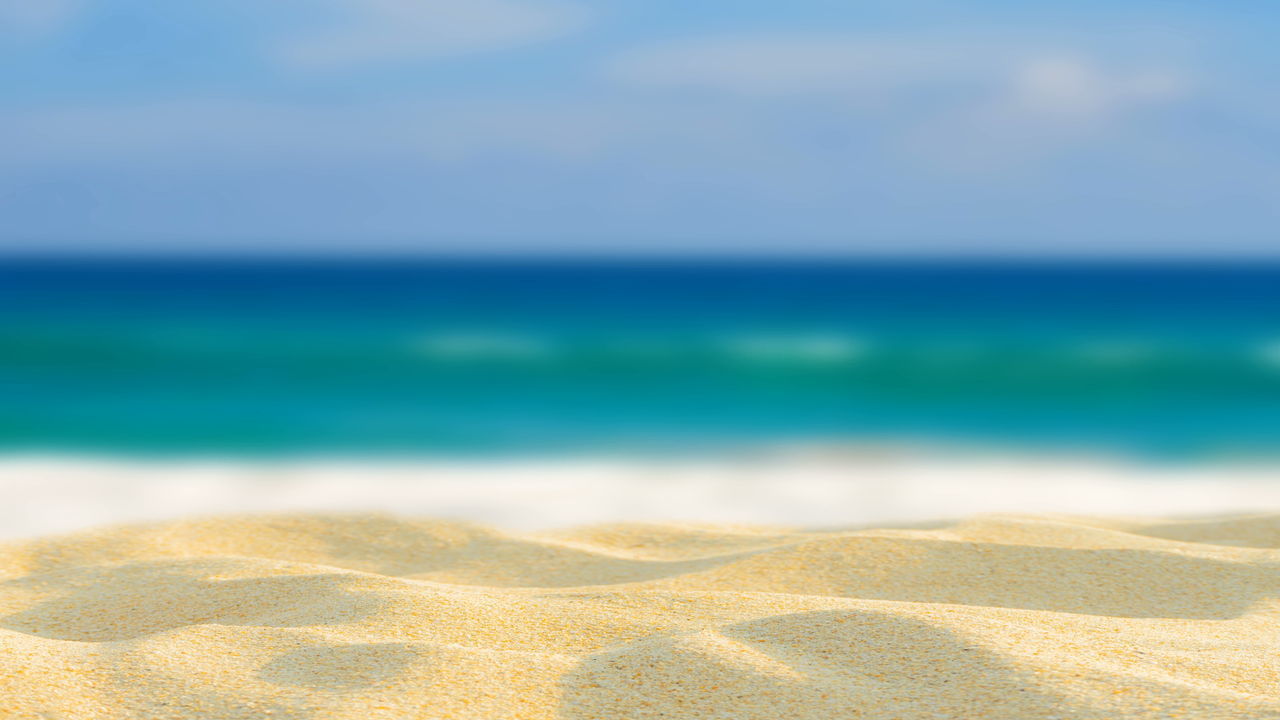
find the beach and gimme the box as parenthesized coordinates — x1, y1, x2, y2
(3, 262, 1279, 717)
(2, 511, 1278, 718)
(9, 0, 1280, 712)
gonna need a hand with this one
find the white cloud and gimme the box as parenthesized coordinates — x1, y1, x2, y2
(608, 35, 958, 96)
(605, 32, 1195, 178)
(608, 34, 1190, 118)
(0, 0, 80, 37)
(0, 98, 654, 169)
(1009, 56, 1189, 120)
(278, 0, 585, 68)
(894, 56, 1192, 175)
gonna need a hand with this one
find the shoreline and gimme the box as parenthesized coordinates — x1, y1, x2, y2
(4, 450, 1279, 541)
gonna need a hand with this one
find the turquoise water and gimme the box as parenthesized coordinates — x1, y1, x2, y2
(2, 259, 1279, 458)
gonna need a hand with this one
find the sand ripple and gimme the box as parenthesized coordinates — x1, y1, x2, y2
(1, 514, 1279, 718)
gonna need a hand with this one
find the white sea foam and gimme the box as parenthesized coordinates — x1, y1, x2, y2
(410, 333, 553, 360)
(722, 334, 868, 364)
(1258, 340, 1280, 369)
(1, 452, 1277, 540)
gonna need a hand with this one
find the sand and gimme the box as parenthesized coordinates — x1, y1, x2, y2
(1, 513, 1278, 719)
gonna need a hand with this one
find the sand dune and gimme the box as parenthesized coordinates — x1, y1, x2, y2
(2, 514, 1279, 718)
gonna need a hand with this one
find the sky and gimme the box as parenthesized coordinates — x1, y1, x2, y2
(0, 0, 1277, 255)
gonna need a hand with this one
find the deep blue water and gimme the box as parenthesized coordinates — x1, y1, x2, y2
(2, 258, 1279, 458)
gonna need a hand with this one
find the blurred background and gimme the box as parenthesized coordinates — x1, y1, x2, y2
(1, 1, 1278, 536)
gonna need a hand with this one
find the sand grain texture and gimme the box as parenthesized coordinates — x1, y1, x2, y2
(1, 513, 1279, 719)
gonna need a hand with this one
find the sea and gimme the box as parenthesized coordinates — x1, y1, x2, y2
(3, 258, 1279, 460)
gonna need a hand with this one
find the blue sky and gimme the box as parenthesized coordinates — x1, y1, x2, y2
(1, 0, 1277, 254)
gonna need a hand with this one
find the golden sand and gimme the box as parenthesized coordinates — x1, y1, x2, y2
(1, 513, 1278, 719)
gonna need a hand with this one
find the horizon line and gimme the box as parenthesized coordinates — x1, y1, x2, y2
(3, 247, 1280, 266)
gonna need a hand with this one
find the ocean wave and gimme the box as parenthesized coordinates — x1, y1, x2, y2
(1257, 341, 1280, 370)
(396, 333, 1280, 376)
(409, 333, 554, 361)
(720, 335, 870, 364)
(404, 332, 876, 366)
(8, 326, 1280, 389)
(9, 327, 1280, 375)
